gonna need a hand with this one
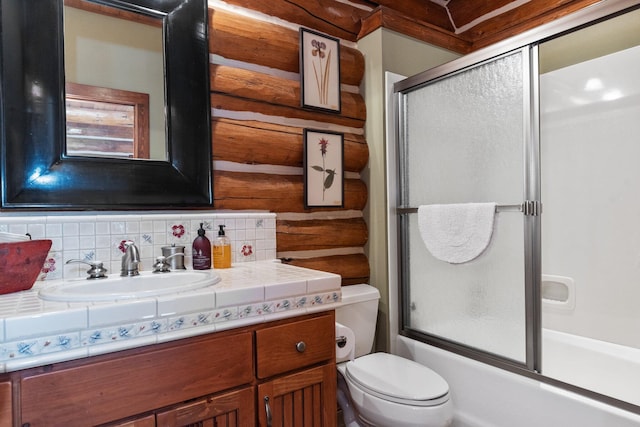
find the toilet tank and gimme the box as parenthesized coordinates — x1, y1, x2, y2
(335, 284, 380, 358)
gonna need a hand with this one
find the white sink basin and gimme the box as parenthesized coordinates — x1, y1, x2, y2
(39, 270, 221, 302)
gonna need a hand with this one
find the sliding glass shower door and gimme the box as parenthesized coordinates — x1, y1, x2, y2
(396, 47, 537, 365)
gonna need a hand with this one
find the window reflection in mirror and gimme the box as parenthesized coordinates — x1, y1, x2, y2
(65, 82, 150, 159)
(63, 0, 167, 161)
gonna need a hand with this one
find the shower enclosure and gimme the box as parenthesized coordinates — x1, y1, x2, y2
(394, 3, 640, 412)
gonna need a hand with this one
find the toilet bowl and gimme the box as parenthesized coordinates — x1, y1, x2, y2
(336, 284, 453, 427)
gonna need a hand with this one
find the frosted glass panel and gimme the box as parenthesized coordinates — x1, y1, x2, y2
(401, 50, 527, 362)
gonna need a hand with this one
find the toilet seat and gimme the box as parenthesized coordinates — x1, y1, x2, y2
(344, 353, 450, 407)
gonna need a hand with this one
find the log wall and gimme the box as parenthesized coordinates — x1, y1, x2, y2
(208, 6, 370, 285)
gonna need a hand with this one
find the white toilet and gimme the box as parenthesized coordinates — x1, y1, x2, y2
(335, 284, 453, 427)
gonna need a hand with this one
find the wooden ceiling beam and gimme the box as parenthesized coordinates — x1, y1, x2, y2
(465, 0, 603, 50)
(371, 0, 455, 32)
(359, 6, 472, 54)
(446, 0, 514, 28)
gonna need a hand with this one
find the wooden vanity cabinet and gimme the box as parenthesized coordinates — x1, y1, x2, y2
(11, 311, 336, 427)
(257, 364, 336, 427)
(105, 414, 156, 427)
(256, 312, 336, 427)
(155, 386, 255, 426)
(0, 379, 12, 427)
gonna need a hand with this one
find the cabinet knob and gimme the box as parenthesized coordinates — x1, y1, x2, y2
(296, 341, 306, 352)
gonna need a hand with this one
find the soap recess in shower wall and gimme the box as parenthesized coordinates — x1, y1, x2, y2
(541, 274, 575, 312)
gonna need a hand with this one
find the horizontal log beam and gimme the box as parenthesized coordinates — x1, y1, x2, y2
(281, 254, 370, 285)
(467, 0, 602, 51)
(276, 218, 367, 252)
(209, 8, 365, 86)
(213, 170, 367, 212)
(212, 118, 368, 172)
(372, 0, 454, 32)
(211, 64, 366, 122)
(219, 0, 369, 42)
(211, 93, 365, 129)
(446, 0, 513, 29)
(359, 6, 472, 54)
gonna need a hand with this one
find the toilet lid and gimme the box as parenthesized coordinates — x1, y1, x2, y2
(345, 353, 449, 407)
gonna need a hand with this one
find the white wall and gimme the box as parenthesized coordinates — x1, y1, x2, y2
(540, 44, 640, 349)
(359, 28, 460, 352)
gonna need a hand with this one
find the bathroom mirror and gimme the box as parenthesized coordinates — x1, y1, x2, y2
(63, 1, 166, 161)
(0, 0, 213, 209)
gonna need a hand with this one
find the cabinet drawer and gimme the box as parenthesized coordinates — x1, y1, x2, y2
(256, 312, 335, 379)
(20, 332, 253, 426)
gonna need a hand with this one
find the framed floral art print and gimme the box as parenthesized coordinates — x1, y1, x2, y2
(299, 28, 341, 113)
(303, 129, 344, 208)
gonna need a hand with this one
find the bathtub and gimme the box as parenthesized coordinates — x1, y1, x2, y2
(542, 328, 640, 407)
(396, 334, 640, 427)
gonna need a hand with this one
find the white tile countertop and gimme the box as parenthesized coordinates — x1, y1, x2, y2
(0, 260, 341, 373)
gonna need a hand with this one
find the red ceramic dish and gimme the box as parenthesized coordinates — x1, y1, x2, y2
(0, 240, 53, 295)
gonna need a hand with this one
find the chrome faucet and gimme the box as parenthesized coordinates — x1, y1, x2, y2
(121, 241, 140, 277)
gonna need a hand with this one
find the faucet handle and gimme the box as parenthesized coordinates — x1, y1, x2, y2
(66, 259, 108, 279)
(152, 253, 185, 273)
(152, 256, 171, 273)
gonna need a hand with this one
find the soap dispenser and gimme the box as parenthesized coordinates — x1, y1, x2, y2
(213, 225, 232, 269)
(192, 223, 211, 270)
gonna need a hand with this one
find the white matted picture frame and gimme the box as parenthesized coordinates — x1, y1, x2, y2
(303, 129, 344, 208)
(299, 28, 341, 113)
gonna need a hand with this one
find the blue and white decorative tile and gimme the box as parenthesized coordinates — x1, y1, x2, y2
(135, 319, 168, 337)
(0, 332, 80, 361)
(294, 296, 308, 309)
(0, 340, 38, 361)
(81, 329, 108, 346)
(329, 291, 341, 304)
(306, 292, 342, 313)
(186, 312, 214, 327)
(105, 324, 137, 342)
(256, 301, 275, 315)
(212, 306, 238, 323)
(238, 304, 256, 319)
(39, 333, 81, 354)
(274, 298, 293, 312)
(310, 292, 341, 306)
(167, 315, 188, 331)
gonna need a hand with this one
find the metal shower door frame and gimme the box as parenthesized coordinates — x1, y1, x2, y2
(394, 45, 541, 372)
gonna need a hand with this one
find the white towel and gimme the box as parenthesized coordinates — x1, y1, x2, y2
(417, 203, 496, 264)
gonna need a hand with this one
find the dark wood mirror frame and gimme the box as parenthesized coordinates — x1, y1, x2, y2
(0, 0, 212, 210)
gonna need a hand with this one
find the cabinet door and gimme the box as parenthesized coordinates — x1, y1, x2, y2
(0, 380, 11, 427)
(103, 414, 155, 427)
(156, 386, 255, 427)
(258, 364, 336, 427)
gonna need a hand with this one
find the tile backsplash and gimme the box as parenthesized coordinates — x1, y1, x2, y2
(0, 212, 276, 281)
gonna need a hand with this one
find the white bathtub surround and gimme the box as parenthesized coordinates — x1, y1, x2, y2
(397, 336, 640, 427)
(542, 329, 640, 407)
(0, 212, 277, 282)
(0, 261, 341, 373)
